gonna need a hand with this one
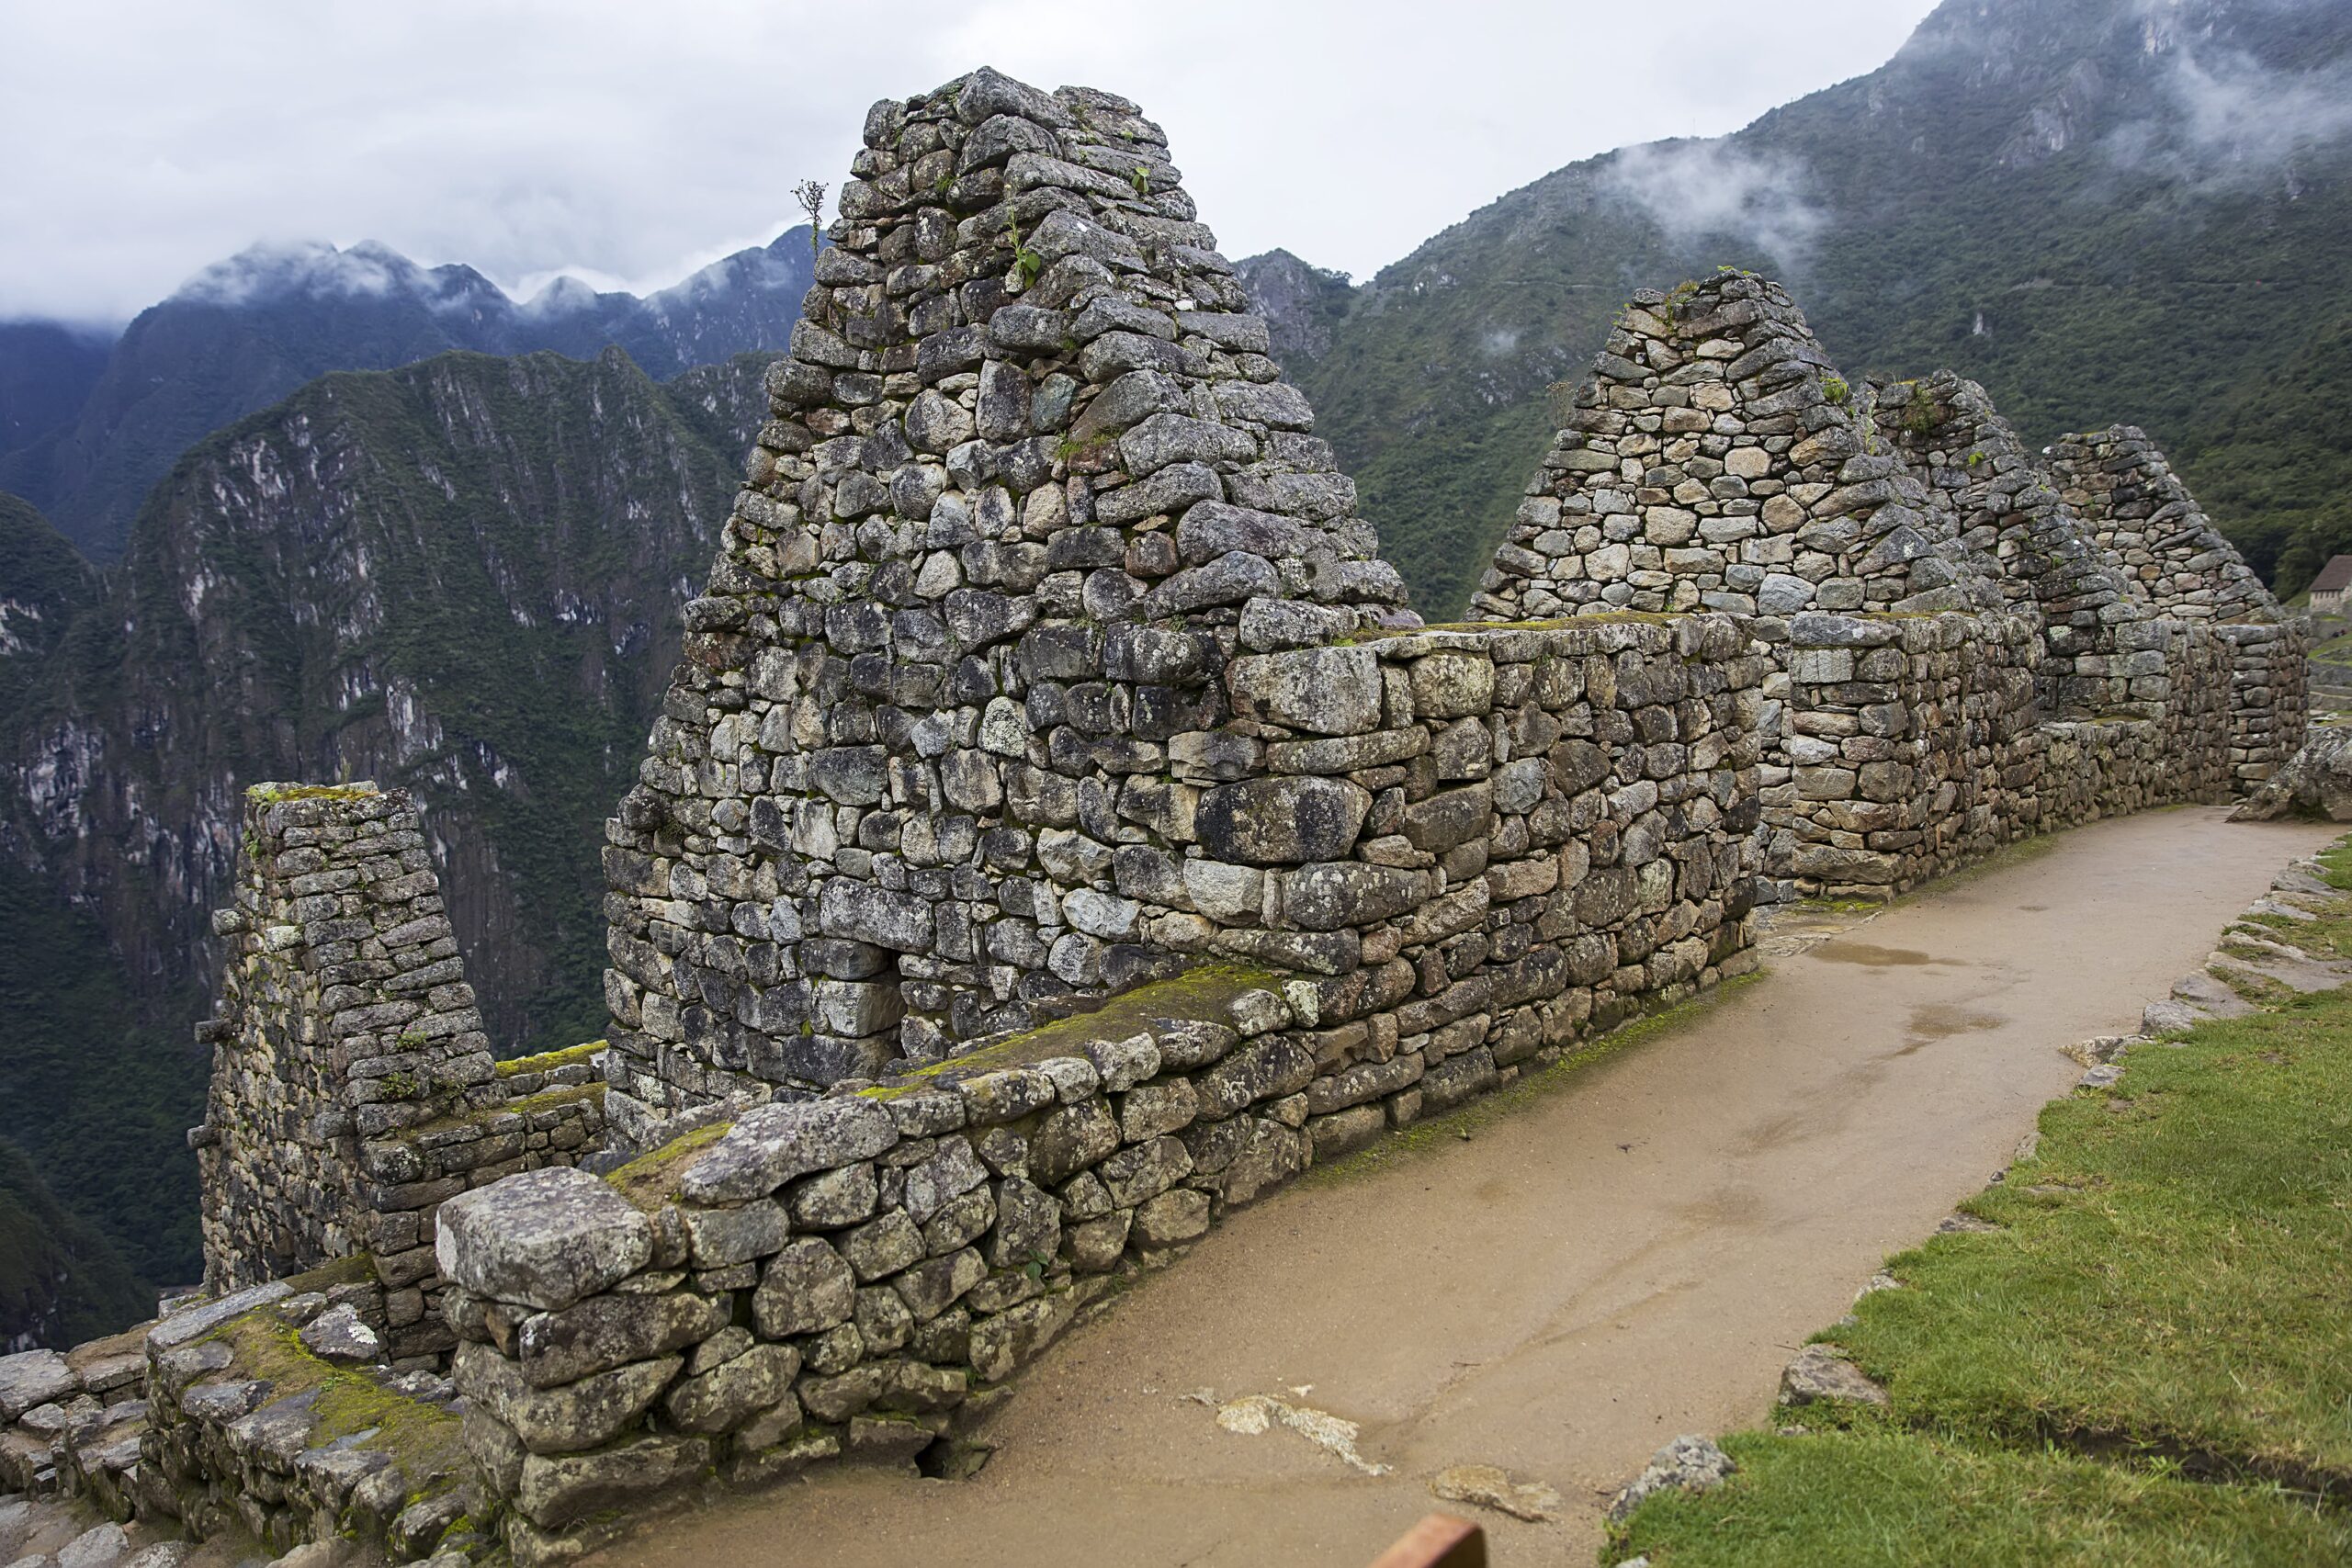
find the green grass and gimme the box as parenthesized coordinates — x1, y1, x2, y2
(1828, 994, 2352, 1485)
(1615, 837, 2352, 1562)
(1618, 1429, 2352, 1568)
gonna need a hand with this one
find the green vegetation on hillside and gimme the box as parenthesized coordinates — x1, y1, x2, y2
(1282, 0, 2352, 614)
(0, 1137, 152, 1347)
(1613, 840, 2352, 1564)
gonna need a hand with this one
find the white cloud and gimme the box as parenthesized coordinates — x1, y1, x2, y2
(0, 0, 1937, 324)
(1601, 140, 1828, 266)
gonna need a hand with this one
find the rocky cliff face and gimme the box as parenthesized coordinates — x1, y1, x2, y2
(0, 347, 773, 1314)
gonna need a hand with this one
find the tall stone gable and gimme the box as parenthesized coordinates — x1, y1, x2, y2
(599, 68, 1414, 1145)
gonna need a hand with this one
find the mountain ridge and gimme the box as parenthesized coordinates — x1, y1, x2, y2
(0, 230, 819, 562)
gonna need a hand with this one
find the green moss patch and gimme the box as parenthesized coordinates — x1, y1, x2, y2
(209, 1312, 465, 1496)
(605, 1122, 731, 1213)
(244, 783, 380, 804)
(496, 1039, 607, 1078)
(860, 963, 1288, 1099)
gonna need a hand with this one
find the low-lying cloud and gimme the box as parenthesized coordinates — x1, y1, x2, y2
(1601, 139, 1829, 267)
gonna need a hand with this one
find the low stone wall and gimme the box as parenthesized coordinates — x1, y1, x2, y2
(439, 931, 1763, 1564)
(135, 1276, 477, 1562)
(1, 1266, 478, 1564)
(1761, 609, 2234, 899)
(357, 1046, 608, 1365)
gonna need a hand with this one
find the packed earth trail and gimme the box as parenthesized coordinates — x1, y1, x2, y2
(589, 807, 2337, 1568)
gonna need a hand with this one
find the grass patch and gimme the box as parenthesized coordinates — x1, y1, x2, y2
(1826, 988, 2352, 1488)
(1618, 1428, 2351, 1567)
(1618, 834, 2352, 1562)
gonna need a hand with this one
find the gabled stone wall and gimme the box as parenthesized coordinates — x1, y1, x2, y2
(196, 784, 497, 1291)
(193, 784, 605, 1360)
(1867, 374, 2152, 717)
(1469, 275, 2003, 623)
(598, 67, 1417, 1146)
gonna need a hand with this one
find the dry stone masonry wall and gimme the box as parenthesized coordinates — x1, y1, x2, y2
(30, 70, 2306, 1568)
(2047, 427, 2309, 789)
(192, 784, 605, 1362)
(597, 66, 1414, 1147)
(1469, 272, 2302, 897)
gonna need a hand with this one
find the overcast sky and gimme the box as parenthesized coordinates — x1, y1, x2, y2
(0, 1, 1939, 325)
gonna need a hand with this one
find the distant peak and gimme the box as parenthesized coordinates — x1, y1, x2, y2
(170, 239, 426, 308)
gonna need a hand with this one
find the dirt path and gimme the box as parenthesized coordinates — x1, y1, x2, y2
(596, 807, 2338, 1568)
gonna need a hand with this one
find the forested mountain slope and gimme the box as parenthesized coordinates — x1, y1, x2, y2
(1254, 0, 2352, 614)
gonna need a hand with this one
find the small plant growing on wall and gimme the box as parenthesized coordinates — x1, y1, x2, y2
(793, 179, 828, 263)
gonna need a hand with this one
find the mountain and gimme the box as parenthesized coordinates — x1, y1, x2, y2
(0, 1136, 150, 1351)
(1248, 0, 2352, 615)
(0, 323, 110, 458)
(0, 347, 773, 1333)
(0, 229, 816, 561)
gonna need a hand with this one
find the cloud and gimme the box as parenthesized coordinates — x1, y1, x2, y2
(168, 239, 414, 308)
(2104, 5, 2352, 188)
(2160, 48, 2352, 170)
(0, 0, 1937, 324)
(1601, 140, 1829, 266)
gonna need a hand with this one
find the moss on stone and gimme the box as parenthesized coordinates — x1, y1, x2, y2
(605, 1122, 731, 1213)
(859, 962, 1288, 1098)
(282, 1253, 379, 1293)
(208, 1312, 466, 1499)
(496, 1039, 607, 1078)
(245, 783, 381, 804)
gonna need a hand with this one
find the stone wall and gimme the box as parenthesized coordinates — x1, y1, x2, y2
(598, 66, 1419, 1147)
(118, 67, 2311, 1568)
(193, 784, 605, 1363)
(1759, 609, 2235, 899)
(1865, 374, 2152, 717)
(1467, 276, 2004, 623)
(2046, 425, 2309, 786)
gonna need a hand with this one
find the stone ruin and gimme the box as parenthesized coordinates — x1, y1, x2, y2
(0, 67, 2310, 1568)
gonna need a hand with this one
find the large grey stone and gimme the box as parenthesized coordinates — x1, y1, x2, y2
(453, 1341, 681, 1453)
(681, 1097, 900, 1203)
(0, 1348, 78, 1420)
(1228, 646, 1382, 736)
(516, 1291, 729, 1389)
(435, 1168, 652, 1312)
(664, 1343, 800, 1435)
(514, 1434, 712, 1529)
(145, 1280, 294, 1351)
(817, 878, 933, 953)
(1196, 776, 1372, 865)
(752, 1237, 858, 1337)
